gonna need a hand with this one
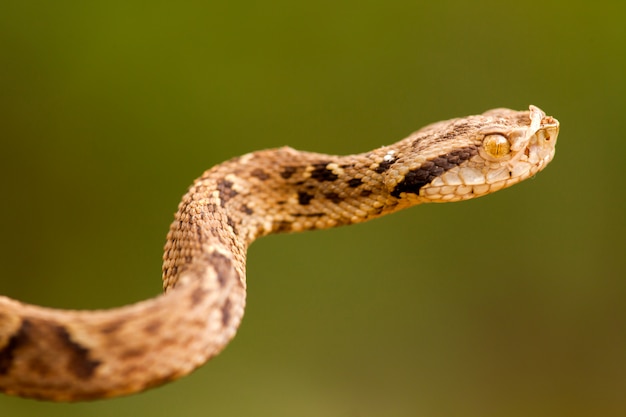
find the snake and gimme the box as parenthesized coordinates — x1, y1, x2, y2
(0, 105, 558, 401)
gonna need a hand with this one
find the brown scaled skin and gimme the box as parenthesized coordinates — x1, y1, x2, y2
(0, 105, 558, 401)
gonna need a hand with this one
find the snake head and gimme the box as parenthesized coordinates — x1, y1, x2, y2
(417, 105, 559, 202)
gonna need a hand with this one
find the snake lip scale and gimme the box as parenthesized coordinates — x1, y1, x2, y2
(0, 105, 558, 401)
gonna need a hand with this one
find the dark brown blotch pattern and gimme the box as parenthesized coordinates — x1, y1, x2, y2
(55, 325, 101, 379)
(190, 285, 210, 307)
(374, 157, 397, 174)
(324, 192, 343, 204)
(310, 163, 338, 182)
(273, 220, 293, 233)
(216, 179, 238, 207)
(206, 251, 235, 287)
(280, 166, 297, 179)
(391, 146, 478, 198)
(221, 299, 232, 327)
(226, 216, 237, 234)
(298, 191, 314, 205)
(250, 168, 270, 181)
(0, 319, 101, 380)
(347, 178, 362, 188)
(0, 320, 30, 375)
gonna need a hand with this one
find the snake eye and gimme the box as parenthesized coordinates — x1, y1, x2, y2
(483, 134, 511, 158)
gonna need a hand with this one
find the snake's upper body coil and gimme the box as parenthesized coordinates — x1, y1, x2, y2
(0, 106, 558, 401)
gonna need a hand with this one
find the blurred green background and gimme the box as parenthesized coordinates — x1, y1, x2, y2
(1, 1, 625, 416)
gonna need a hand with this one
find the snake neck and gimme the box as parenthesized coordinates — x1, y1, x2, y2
(160, 146, 408, 289)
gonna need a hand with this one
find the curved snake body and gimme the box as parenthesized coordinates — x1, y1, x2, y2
(0, 106, 558, 401)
